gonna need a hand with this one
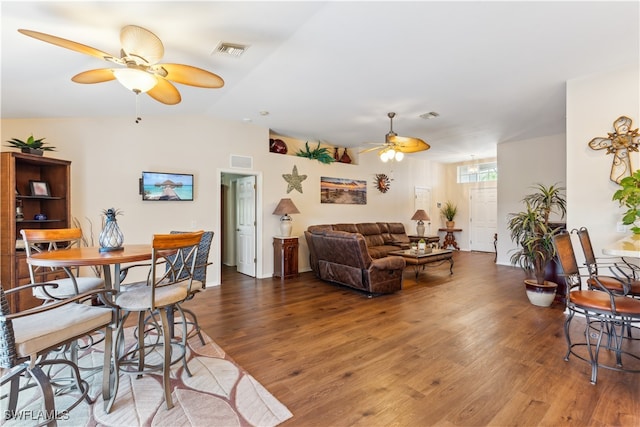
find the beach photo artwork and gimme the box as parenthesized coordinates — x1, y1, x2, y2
(320, 176, 367, 205)
(141, 171, 194, 201)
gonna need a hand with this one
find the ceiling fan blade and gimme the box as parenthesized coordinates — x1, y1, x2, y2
(159, 63, 225, 88)
(120, 25, 164, 65)
(71, 69, 116, 84)
(359, 145, 385, 154)
(389, 135, 431, 153)
(18, 29, 115, 61)
(147, 78, 181, 105)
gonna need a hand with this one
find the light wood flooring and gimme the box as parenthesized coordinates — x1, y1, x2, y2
(183, 251, 640, 426)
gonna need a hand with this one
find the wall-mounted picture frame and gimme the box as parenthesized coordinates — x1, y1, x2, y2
(320, 176, 367, 204)
(141, 171, 194, 201)
(29, 180, 51, 197)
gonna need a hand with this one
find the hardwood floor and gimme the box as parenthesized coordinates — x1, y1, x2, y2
(184, 251, 640, 426)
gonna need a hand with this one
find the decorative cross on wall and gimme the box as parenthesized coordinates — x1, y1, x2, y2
(588, 116, 640, 184)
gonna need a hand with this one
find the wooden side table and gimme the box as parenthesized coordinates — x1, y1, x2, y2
(438, 228, 462, 250)
(273, 236, 299, 279)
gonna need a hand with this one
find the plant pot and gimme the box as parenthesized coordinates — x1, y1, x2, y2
(21, 148, 43, 156)
(524, 279, 557, 307)
(446, 220, 455, 229)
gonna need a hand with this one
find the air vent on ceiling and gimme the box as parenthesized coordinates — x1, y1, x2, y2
(420, 112, 440, 120)
(215, 42, 248, 57)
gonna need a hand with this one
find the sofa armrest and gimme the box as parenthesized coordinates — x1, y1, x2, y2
(390, 241, 410, 249)
(370, 256, 405, 271)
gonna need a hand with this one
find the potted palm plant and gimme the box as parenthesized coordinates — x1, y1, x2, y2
(507, 183, 566, 307)
(5, 135, 56, 156)
(440, 201, 457, 228)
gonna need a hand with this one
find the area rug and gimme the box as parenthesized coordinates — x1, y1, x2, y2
(3, 326, 293, 427)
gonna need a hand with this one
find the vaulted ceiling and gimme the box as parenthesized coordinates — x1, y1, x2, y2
(2, 1, 638, 163)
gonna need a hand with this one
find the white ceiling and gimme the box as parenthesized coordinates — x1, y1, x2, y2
(2, 1, 638, 163)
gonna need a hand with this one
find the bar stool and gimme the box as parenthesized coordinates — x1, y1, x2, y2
(107, 230, 203, 412)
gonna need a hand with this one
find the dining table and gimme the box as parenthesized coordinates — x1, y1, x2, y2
(26, 244, 153, 292)
(602, 233, 640, 258)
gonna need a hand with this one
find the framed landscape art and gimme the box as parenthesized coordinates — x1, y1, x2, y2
(320, 177, 366, 204)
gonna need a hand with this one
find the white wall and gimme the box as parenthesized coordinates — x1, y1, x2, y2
(496, 63, 640, 267)
(496, 134, 566, 265)
(566, 64, 640, 253)
(1, 116, 438, 285)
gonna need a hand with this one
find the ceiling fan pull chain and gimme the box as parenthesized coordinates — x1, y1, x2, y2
(134, 89, 142, 123)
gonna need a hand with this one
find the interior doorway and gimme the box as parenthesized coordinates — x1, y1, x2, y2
(469, 187, 497, 252)
(220, 171, 260, 279)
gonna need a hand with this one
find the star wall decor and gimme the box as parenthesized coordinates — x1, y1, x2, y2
(588, 116, 640, 183)
(282, 165, 307, 193)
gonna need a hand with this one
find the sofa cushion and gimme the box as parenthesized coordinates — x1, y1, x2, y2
(388, 222, 410, 243)
(368, 245, 402, 259)
(356, 223, 385, 247)
(376, 222, 393, 243)
(333, 223, 358, 233)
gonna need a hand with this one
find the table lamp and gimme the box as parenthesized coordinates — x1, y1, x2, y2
(273, 198, 300, 237)
(411, 209, 430, 236)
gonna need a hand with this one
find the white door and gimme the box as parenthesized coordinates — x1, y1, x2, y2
(470, 187, 497, 252)
(414, 186, 432, 235)
(236, 176, 256, 276)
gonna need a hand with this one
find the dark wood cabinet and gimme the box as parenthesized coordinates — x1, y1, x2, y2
(273, 237, 299, 280)
(0, 152, 71, 312)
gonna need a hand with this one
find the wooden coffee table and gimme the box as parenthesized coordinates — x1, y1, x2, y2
(389, 248, 454, 279)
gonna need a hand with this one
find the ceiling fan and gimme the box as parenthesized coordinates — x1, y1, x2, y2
(361, 112, 430, 162)
(18, 26, 224, 106)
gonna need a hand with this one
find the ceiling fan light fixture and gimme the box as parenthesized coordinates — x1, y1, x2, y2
(395, 151, 404, 161)
(113, 68, 158, 93)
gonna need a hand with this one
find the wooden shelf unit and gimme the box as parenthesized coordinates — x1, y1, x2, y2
(0, 152, 72, 311)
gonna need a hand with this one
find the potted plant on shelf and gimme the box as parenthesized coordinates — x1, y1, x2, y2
(5, 135, 56, 156)
(296, 141, 335, 164)
(440, 201, 457, 228)
(507, 183, 566, 307)
(612, 169, 640, 234)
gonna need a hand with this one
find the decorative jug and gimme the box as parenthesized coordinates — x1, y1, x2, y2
(99, 208, 124, 252)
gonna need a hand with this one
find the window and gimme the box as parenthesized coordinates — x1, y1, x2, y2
(458, 161, 497, 183)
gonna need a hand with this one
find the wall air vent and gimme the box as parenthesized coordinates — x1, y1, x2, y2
(230, 155, 253, 169)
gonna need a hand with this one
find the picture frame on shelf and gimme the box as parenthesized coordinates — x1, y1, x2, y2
(29, 180, 51, 197)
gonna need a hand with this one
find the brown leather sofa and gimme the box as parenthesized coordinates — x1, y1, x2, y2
(306, 227, 405, 295)
(305, 222, 411, 273)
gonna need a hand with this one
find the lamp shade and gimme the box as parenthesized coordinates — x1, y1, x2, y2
(273, 198, 300, 216)
(411, 209, 430, 237)
(411, 209, 430, 222)
(273, 198, 300, 237)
